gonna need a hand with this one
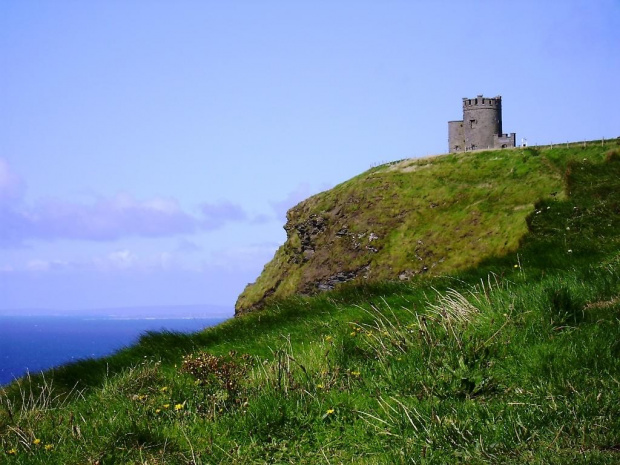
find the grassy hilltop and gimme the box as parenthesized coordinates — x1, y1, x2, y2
(1, 140, 620, 464)
(236, 145, 567, 313)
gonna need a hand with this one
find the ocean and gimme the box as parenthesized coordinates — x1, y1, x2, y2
(0, 315, 228, 386)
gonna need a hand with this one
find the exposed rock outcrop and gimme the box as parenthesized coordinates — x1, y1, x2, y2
(235, 149, 566, 314)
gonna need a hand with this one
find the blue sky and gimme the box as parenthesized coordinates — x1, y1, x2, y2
(1, 1, 619, 314)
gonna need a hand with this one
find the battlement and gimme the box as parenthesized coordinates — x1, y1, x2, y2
(462, 94, 501, 109)
(448, 94, 515, 153)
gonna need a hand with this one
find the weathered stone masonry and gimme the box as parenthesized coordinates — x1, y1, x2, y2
(448, 95, 515, 153)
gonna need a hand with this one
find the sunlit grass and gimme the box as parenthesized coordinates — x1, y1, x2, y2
(1, 141, 619, 463)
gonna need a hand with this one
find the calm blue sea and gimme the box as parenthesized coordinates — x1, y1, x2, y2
(0, 316, 227, 386)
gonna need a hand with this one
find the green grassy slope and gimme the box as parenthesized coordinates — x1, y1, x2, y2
(236, 145, 569, 313)
(1, 140, 619, 464)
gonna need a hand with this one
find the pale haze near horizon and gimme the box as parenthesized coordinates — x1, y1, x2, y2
(1, 1, 618, 314)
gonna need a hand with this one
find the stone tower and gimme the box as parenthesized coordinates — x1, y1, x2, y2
(448, 95, 515, 153)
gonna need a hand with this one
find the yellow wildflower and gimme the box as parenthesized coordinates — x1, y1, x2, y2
(316, 384, 324, 389)
(326, 409, 334, 415)
(350, 332, 356, 337)
(160, 386, 168, 392)
(163, 404, 170, 409)
(174, 403, 184, 411)
(155, 409, 161, 414)
(351, 371, 361, 377)
(7, 448, 17, 455)
(44, 444, 53, 451)
(33, 438, 41, 445)
(514, 264, 518, 268)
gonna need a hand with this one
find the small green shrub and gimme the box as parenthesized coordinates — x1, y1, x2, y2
(181, 352, 250, 410)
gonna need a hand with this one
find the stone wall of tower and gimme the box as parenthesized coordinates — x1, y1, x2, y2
(448, 94, 515, 153)
(463, 95, 502, 151)
(448, 120, 465, 153)
(494, 132, 516, 149)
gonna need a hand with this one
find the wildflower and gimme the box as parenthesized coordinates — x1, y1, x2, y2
(316, 384, 324, 389)
(326, 409, 334, 415)
(174, 403, 184, 411)
(160, 386, 168, 392)
(351, 371, 361, 377)
(155, 409, 161, 414)
(514, 264, 518, 268)
(33, 438, 41, 445)
(7, 448, 17, 455)
(44, 444, 53, 451)
(325, 335, 333, 342)
(163, 404, 170, 409)
(349, 332, 356, 337)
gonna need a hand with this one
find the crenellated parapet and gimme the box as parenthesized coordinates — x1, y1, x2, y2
(462, 95, 502, 109)
(448, 95, 515, 153)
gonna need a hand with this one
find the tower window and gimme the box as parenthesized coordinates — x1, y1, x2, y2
(469, 119, 476, 128)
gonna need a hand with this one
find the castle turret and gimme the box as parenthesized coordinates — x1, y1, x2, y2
(448, 95, 515, 153)
(463, 95, 502, 150)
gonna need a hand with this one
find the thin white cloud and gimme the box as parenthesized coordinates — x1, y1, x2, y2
(208, 243, 280, 272)
(104, 249, 136, 269)
(200, 201, 247, 229)
(0, 158, 254, 247)
(16, 249, 172, 274)
(26, 259, 51, 272)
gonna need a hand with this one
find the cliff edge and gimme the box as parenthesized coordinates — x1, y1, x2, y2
(236, 147, 565, 314)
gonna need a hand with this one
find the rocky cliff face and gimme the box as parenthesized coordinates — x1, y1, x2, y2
(235, 148, 565, 314)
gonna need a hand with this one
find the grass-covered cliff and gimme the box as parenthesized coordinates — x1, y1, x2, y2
(1, 140, 619, 463)
(236, 145, 568, 313)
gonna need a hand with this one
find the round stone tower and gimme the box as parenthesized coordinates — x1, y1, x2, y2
(462, 95, 502, 150)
